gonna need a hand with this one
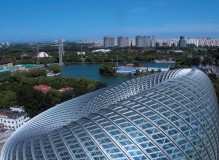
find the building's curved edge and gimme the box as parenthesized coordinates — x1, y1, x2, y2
(1, 69, 193, 159)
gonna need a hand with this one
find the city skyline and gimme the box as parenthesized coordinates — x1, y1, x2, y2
(0, 0, 219, 42)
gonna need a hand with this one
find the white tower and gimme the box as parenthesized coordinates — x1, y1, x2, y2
(58, 40, 64, 66)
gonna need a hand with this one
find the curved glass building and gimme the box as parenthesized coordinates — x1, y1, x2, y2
(1, 69, 219, 160)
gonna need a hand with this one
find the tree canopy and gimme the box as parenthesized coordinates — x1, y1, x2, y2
(0, 69, 107, 117)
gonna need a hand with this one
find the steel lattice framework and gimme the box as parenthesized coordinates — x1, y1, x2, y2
(1, 69, 219, 160)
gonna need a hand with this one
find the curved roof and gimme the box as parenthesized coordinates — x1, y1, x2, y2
(1, 69, 219, 160)
(37, 52, 49, 58)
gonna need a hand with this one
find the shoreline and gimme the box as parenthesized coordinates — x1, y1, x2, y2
(64, 61, 156, 65)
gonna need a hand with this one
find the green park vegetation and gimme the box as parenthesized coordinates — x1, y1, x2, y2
(208, 74, 219, 103)
(49, 64, 61, 73)
(0, 71, 11, 79)
(99, 63, 116, 75)
(1, 43, 219, 112)
(0, 69, 107, 117)
(0, 42, 217, 67)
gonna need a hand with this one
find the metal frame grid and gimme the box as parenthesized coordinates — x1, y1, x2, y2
(1, 69, 219, 160)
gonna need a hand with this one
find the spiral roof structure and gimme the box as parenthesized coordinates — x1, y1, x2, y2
(1, 69, 219, 160)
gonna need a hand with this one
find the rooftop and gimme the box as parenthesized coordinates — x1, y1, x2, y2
(0, 110, 27, 119)
(33, 84, 51, 93)
(59, 87, 73, 92)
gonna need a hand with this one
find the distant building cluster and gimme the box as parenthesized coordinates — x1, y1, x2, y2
(0, 42, 10, 48)
(90, 36, 219, 48)
(154, 37, 219, 47)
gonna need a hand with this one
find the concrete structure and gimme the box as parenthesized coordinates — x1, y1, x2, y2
(92, 49, 111, 53)
(179, 36, 187, 47)
(1, 69, 219, 160)
(129, 38, 136, 46)
(77, 52, 85, 55)
(37, 52, 49, 58)
(10, 106, 25, 113)
(103, 36, 114, 48)
(155, 37, 219, 47)
(168, 50, 184, 54)
(0, 110, 29, 131)
(186, 38, 199, 46)
(117, 36, 129, 47)
(136, 36, 155, 47)
(58, 40, 64, 66)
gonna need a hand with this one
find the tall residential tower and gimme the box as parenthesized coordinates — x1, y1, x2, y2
(135, 36, 155, 47)
(117, 36, 129, 47)
(103, 36, 114, 48)
(179, 36, 187, 47)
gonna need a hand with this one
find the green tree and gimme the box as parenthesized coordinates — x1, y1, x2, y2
(24, 69, 47, 77)
(0, 71, 11, 79)
(168, 65, 175, 70)
(60, 91, 75, 102)
(99, 63, 116, 75)
(46, 89, 61, 105)
(202, 57, 213, 65)
(150, 69, 155, 73)
(135, 69, 141, 76)
(16, 86, 61, 117)
(0, 90, 17, 109)
(192, 57, 201, 66)
(49, 64, 61, 74)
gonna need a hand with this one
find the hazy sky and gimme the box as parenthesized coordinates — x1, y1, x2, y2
(0, 0, 219, 42)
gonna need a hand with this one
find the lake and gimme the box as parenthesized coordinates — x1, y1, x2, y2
(61, 63, 175, 86)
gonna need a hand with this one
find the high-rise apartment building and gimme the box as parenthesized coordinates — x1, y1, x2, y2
(136, 36, 143, 47)
(103, 36, 114, 47)
(135, 36, 155, 47)
(179, 36, 187, 47)
(117, 36, 129, 47)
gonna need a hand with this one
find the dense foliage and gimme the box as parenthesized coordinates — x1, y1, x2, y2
(0, 90, 16, 109)
(1, 42, 217, 67)
(0, 69, 107, 117)
(49, 64, 61, 73)
(1, 43, 219, 114)
(99, 63, 116, 75)
(208, 74, 219, 106)
(0, 71, 11, 79)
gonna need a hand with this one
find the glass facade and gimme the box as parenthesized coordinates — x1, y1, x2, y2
(1, 69, 219, 160)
